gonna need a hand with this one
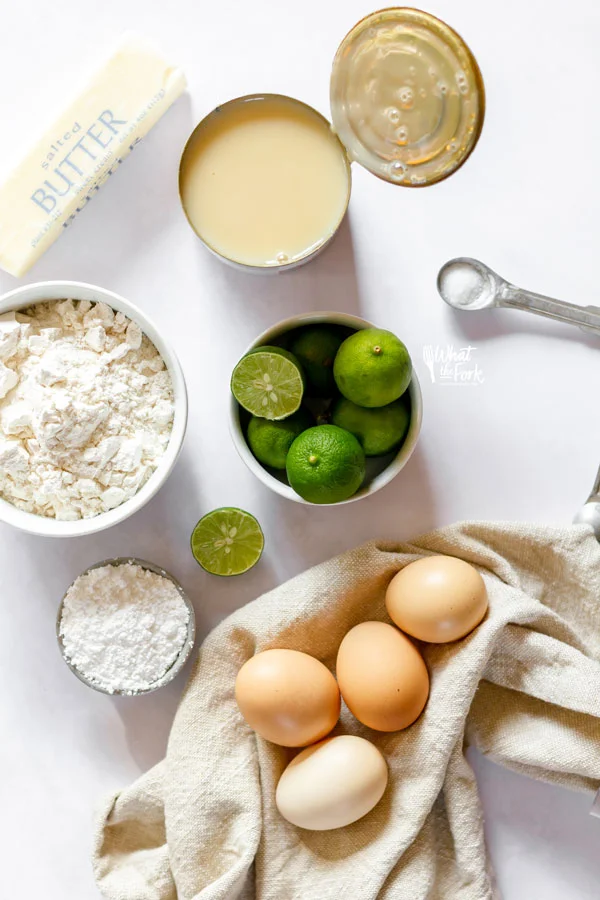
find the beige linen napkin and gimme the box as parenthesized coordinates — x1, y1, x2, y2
(94, 521, 600, 900)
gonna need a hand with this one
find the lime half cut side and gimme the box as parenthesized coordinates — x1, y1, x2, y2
(231, 347, 304, 420)
(191, 508, 264, 576)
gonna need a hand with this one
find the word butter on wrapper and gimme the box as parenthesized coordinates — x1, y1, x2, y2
(0, 34, 186, 277)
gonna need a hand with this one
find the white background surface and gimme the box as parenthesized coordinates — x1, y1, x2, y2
(0, 1, 599, 897)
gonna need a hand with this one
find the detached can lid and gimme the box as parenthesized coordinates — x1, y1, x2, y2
(330, 8, 485, 186)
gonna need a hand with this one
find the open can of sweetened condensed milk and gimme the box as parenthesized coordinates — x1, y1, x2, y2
(178, 8, 485, 273)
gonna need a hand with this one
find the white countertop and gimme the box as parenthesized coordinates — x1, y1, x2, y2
(1, 1, 599, 896)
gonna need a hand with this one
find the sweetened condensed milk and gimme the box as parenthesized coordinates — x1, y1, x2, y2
(179, 95, 351, 269)
(178, 10, 484, 270)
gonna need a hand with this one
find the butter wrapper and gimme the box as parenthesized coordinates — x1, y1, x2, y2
(0, 34, 186, 277)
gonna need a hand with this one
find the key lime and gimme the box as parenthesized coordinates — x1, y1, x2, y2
(286, 425, 365, 504)
(231, 346, 305, 420)
(331, 396, 410, 456)
(191, 508, 264, 576)
(247, 408, 312, 469)
(289, 325, 345, 396)
(333, 328, 412, 408)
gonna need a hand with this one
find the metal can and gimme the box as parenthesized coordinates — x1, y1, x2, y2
(178, 9, 485, 272)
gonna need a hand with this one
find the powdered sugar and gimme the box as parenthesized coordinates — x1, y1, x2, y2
(0, 299, 174, 519)
(59, 562, 191, 694)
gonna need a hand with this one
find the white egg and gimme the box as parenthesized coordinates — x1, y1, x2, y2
(275, 734, 388, 830)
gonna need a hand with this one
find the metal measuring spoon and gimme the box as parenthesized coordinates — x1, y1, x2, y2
(437, 257, 600, 337)
(574, 465, 600, 818)
(438, 258, 600, 816)
(573, 464, 600, 541)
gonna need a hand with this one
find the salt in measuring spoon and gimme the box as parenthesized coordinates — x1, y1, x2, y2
(437, 258, 600, 337)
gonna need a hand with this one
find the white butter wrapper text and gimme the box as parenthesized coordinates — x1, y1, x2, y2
(0, 34, 186, 277)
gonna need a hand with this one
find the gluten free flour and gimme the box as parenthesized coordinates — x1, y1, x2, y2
(0, 299, 174, 519)
(59, 562, 190, 693)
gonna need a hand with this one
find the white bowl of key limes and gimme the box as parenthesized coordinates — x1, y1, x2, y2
(229, 312, 422, 506)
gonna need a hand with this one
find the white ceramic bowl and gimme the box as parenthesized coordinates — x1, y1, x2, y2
(229, 312, 422, 505)
(0, 281, 188, 537)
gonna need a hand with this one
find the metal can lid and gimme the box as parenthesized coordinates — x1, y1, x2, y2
(330, 8, 485, 186)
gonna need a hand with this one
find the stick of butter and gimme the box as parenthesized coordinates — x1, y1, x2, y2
(0, 34, 186, 277)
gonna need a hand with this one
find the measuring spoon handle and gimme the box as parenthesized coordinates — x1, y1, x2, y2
(500, 286, 600, 337)
(588, 462, 600, 502)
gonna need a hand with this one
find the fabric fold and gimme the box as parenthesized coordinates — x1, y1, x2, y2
(93, 522, 600, 900)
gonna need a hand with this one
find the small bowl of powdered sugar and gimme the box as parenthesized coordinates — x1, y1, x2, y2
(57, 558, 196, 696)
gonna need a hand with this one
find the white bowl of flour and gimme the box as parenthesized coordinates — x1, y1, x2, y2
(0, 281, 187, 537)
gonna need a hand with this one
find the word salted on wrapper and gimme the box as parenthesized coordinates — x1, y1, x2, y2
(0, 33, 186, 277)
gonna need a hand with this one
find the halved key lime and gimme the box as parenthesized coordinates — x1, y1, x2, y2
(231, 346, 304, 420)
(191, 508, 264, 576)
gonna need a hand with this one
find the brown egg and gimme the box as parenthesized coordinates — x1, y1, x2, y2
(234, 649, 340, 747)
(386, 555, 488, 643)
(336, 621, 429, 732)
